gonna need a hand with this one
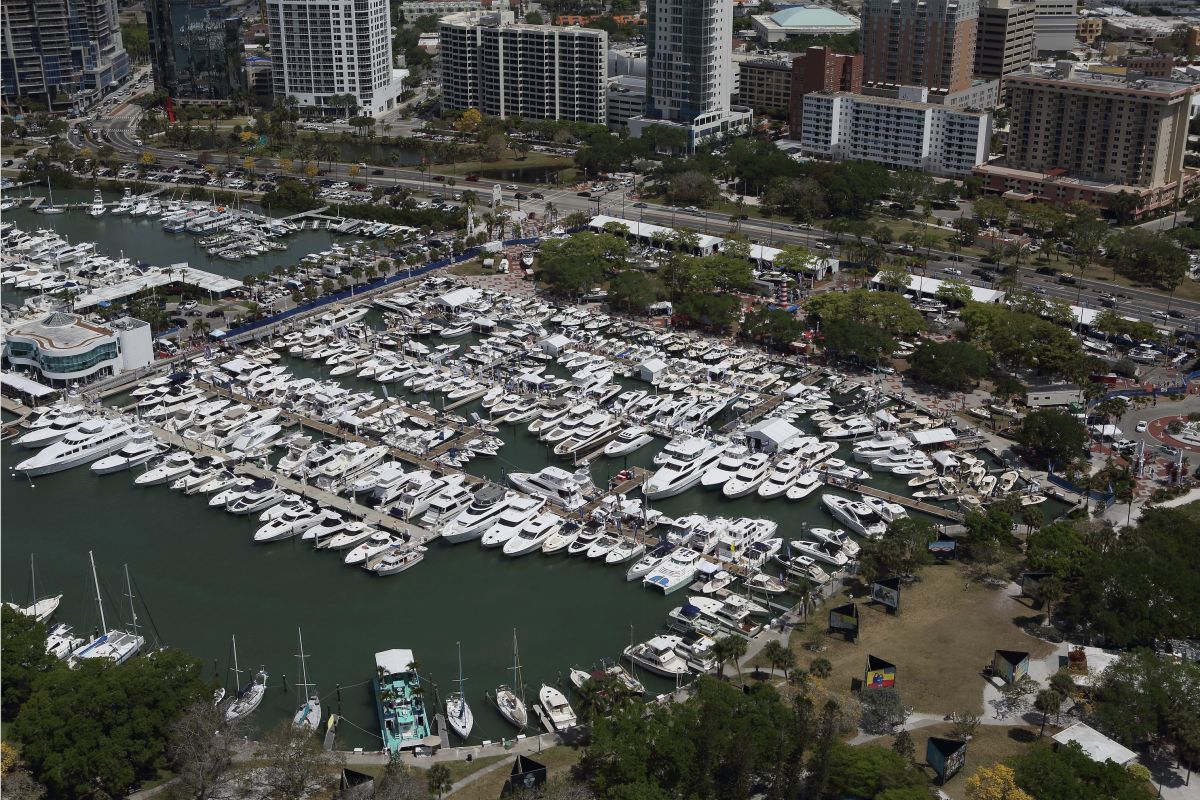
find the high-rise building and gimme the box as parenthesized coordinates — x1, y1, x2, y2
(788, 46, 862, 137)
(147, 0, 245, 102)
(1, 0, 129, 109)
(974, 0, 1034, 79)
(627, 0, 751, 149)
(1032, 0, 1077, 54)
(859, 0, 978, 94)
(438, 11, 606, 124)
(734, 53, 794, 116)
(266, 0, 404, 117)
(975, 64, 1198, 216)
(799, 87, 991, 177)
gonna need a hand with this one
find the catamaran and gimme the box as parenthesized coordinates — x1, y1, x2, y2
(70, 554, 145, 666)
(445, 642, 474, 739)
(374, 649, 430, 752)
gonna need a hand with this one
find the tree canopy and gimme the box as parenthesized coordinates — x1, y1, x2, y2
(1016, 409, 1087, 468)
(807, 289, 925, 339)
(907, 341, 990, 391)
(536, 232, 629, 296)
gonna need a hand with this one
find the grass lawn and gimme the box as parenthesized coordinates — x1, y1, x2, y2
(1043, 258, 1200, 303)
(864, 722, 1046, 800)
(449, 260, 491, 277)
(448, 744, 585, 800)
(790, 565, 1053, 716)
(434, 153, 576, 179)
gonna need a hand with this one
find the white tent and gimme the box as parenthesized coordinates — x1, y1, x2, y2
(539, 334, 571, 356)
(638, 358, 667, 384)
(745, 417, 802, 453)
(1052, 723, 1137, 767)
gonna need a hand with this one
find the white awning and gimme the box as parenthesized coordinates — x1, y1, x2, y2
(0, 372, 57, 397)
(909, 427, 958, 445)
(1052, 723, 1137, 766)
(375, 648, 415, 675)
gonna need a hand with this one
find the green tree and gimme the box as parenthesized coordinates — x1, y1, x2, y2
(859, 687, 907, 734)
(426, 763, 452, 799)
(537, 232, 629, 296)
(1012, 741, 1149, 800)
(860, 518, 936, 581)
(823, 741, 928, 797)
(12, 649, 209, 798)
(0, 607, 58, 721)
(907, 341, 990, 391)
(892, 729, 916, 764)
(1035, 689, 1063, 737)
(1017, 409, 1087, 468)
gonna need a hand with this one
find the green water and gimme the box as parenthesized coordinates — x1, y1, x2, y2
(4, 189, 337, 281)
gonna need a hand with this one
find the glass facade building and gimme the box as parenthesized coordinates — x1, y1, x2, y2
(146, 0, 246, 101)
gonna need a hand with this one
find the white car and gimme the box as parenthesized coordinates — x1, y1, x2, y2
(1136, 421, 1148, 433)
(943, 267, 963, 276)
(174, 152, 187, 159)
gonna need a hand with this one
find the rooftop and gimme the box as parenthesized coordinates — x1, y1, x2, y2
(764, 5, 858, 29)
(7, 312, 115, 352)
(1051, 723, 1138, 766)
(1008, 64, 1198, 98)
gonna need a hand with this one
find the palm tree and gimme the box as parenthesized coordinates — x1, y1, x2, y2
(809, 658, 833, 679)
(762, 640, 789, 679)
(715, 635, 748, 680)
(1035, 689, 1063, 737)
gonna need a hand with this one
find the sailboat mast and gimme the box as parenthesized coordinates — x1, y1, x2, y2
(89, 551, 107, 632)
(124, 564, 139, 639)
(296, 628, 312, 692)
(29, 553, 36, 605)
(456, 641, 465, 692)
(512, 628, 524, 702)
(231, 634, 242, 687)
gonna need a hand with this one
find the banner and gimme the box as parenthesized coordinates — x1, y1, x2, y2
(829, 602, 859, 640)
(927, 737, 967, 785)
(870, 577, 901, 612)
(864, 655, 896, 689)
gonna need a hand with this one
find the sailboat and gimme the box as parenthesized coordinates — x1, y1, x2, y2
(37, 177, 65, 214)
(292, 628, 322, 731)
(494, 629, 527, 729)
(446, 641, 474, 739)
(3, 554, 62, 622)
(70, 553, 145, 665)
(225, 634, 268, 723)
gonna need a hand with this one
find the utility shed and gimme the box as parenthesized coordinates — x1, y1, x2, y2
(745, 417, 802, 453)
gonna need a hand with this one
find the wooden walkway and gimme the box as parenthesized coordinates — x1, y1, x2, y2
(853, 483, 965, 522)
(720, 394, 786, 434)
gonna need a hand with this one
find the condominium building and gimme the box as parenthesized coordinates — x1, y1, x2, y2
(799, 88, 992, 176)
(627, 0, 751, 149)
(974, 0, 1034, 79)
(975, 64, 1198, 216)
(734, 54, 794, 115)
(859, 0, 979, 94)
(266, 0, 404, 117)
(1, 0, 129, 109)
(787, 46, 863, 137)
(438, 11, 606, 123)
(607, 73, 646, 129)
(147, 0, 246, 102)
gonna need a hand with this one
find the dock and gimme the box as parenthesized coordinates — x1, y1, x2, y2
(854, 483, 966, 522)
(720, 394, 786, 434)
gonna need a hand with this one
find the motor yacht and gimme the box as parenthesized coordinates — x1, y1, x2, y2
(90, 432, 165, 474)
(643, 549, 702, 594)
(585, 535, 621, 560)
(722, 453, 773, 499)
(784, 470, 822, 501)
(321, 523, 383, 551)
(698, 444, 750, 489)
(625, 541, 673, 581)
(871, 451, 933, 475)
(604, 537, 646, 565)
(686, 596, 763, 637)
(15, 408, 94, 448)
(419, 481, 475, 528)
(551, 413, 621, 457)
(388, 472, 463, 520)
(368, 545, 427, 576)
(441, 486, 517, 543)
(226, 480, 283, 515)
(745, 572, 787, 594)
(302, 513, 352, 545)
(810, 526, 861, 559)
(536, 685, 577, 732)
(507, 466, 593, 511)
(775, 553, 832, 585)
(540, 525, 580, 555)
(789, 538, 850, 569)
(253, 507, 324, 543)
(821, 494, 887, 539)
(501, 513, 564, 556)
(13, 420, 136, 476)
(860, 494, 907, 523)
(88, 190, 106, 217)
(133, 452, 194, 486)
(623, 635, 690, 678)
(644, 439, 728, 500)
(603, 425, 655, 457)
(852, 432, 912, 463)
(566, 529, 602, 556)
(757, 456, 802, 499)
(479, 496, 548, 548)
(345, 533, 404, 566)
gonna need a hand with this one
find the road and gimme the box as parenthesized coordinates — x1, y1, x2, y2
(78, 101, 1200, 329)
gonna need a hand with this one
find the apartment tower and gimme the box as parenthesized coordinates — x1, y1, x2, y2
(788, 46, 863, 137)
(974, 0, 1035, 79)
(438, 11, 607, 123)
(859, 0, 978, 94)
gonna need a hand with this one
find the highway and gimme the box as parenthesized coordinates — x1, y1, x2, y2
(78, 100, 1200, 331)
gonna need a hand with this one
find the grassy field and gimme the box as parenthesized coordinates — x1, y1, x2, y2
(434, 153, 576, 179)
(449, 260, 490, 277)
(1039, 258, 1200, 303)
(864, 722, 1046, 800)
(790, 565, 1053, 716)
(447, 744, 585, 800)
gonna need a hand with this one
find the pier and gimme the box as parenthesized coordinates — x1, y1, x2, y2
(853, 483, 966, 522)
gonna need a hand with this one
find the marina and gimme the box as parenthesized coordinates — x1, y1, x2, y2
(2, 242, 1067, 751)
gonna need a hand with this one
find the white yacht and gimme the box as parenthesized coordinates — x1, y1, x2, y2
(758, 457, 803, 499)
(722, 453, 773, 499)
(419, 481, 475, 528)
(536, 685, 577, 732)
(644, 439, 728, 500)
(344, 533, 404, 566)
(368, 546, 427, 576)
(88, 190, 106, 218)
(789, 538, 850, 568)
(133, 452, 194, 487)
(860, 494, 908, 523)
(253, 507, 324, 543)
(699, 444, 749, 489)
(90, 433, 165, 475)
(14, 420, 136, 476)
(321, 523, 383, 551)
(603, 426, 655, 457)
(604, 537, 646, 565)
(811, 526, 861, 558)
(551, 413, 621, 457)
(821, 494, 887, 539)
(623, 635, 691, 678)
(871, 451, 933, 475)
(388, 472, 463, 520)
(852, 432, 912, 463)
(507, 466, 593, 511)
(479, 496, 548, 548)
(643, 549, 702, 594)
(540, 526, 580, 555)
(15, 408, 94, 448)
(441, 486, 517, 543)
(501, 513, 563, 556)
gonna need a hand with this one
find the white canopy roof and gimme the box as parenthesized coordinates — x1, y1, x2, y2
(1052, 723, 1137, 766)
(909, 427, 958, 445)
(375, 648, 416, 675)
(746, 417, 802, 447)
(435, 287, 482, 310)
(0, 372, 56, 397)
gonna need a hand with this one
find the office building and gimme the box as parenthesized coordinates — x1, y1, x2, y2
(799, 87, 992, 176)
(266, 0, 405, 117)
(438, 11, 606, 123)
(750, 5, 859, 44)
(1, 0, 129, 110)
(147, 0, 246, 102)
(975, 64, 1198, 216)
(974, 0, 1034, 79)
(734, 54, 794, 115)
(1032, 0, 1077, 53)
(3, 313, 152, 386)
(627, 0, 751, 149)
(1076, 16, 1102, 44)
(398, 0, 481, 16)
(859, 0, 978, 94)
(788, 46, 862, 137)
